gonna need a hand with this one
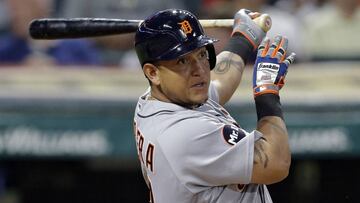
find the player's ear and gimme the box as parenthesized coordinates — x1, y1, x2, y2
(143, 63, 160, 85)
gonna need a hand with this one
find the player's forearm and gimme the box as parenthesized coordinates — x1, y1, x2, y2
(256, 116, 291, 177)
(211, 51, 245, 105)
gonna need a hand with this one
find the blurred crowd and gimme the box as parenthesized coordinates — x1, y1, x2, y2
(0, 0, 359, 69)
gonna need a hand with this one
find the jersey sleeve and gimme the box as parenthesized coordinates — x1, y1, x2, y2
(157, 115, 262, 193)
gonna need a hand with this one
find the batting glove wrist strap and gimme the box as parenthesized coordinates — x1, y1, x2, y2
(255, 94, 283, 121)
(224, 33, 254, 64)
(231, 9, 266, 50)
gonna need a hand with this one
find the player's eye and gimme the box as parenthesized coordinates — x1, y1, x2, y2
(196, 50, 208, 66)
(177, 57, 188, 65)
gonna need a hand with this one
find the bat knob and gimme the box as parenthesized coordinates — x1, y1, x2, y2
(253, 14, 272, 32)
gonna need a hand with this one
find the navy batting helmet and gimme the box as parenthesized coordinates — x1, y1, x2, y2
(135, 9, 218, 70)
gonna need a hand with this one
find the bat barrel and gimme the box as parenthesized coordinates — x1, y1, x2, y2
(29, 18, 142, 39)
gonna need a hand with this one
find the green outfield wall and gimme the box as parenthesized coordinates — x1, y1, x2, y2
(0, 99, 358, 159)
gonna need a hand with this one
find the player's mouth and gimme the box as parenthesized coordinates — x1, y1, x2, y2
(191, 82, 207, 89)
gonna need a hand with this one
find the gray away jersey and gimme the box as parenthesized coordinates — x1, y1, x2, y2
(133, 82, 273, 203)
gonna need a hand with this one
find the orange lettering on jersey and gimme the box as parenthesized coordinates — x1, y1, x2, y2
(146, 143, 155, 173)
(138, 133, 144, 164)
(178, 20, 192, 35)
(134, 122, 145, 164)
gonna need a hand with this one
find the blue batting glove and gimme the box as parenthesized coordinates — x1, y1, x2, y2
(253, 35, 296, 97)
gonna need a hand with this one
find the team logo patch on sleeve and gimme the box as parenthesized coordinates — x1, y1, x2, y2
(222, 125, 246, 146)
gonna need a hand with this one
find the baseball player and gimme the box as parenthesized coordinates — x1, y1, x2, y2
(133, 8, 295, 203)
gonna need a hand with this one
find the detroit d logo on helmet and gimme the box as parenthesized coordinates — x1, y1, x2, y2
(178, 20, 193, 36)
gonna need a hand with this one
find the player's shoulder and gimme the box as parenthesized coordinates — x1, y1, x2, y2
(135, 99, 186, 119)
(137, 102, 218, 125)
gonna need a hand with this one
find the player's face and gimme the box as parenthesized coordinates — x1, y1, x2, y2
(155, 47, 211, 107)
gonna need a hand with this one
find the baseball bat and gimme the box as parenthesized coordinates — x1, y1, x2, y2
(29, 15, 271, 39)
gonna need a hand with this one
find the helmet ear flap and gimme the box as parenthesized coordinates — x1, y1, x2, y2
(206, 44, 217, 70)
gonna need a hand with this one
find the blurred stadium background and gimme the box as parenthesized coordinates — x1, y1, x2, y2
(0, 0, 360, 202)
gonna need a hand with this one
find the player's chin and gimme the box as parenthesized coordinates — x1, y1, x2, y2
(191, 93, 209, 104)
(188, 85, 209, 104)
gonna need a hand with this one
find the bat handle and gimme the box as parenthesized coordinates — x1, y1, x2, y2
(253, 14, 272, 32)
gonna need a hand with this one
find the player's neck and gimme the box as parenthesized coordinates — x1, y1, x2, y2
(149, 88, 203, 109)
(149, 88, 169, 102)
(146, 93, 158, 101)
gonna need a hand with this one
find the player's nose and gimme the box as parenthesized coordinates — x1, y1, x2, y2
(191, 59, 208, 76)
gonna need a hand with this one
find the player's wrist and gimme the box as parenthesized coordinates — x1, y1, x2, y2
(253, 84, 279, 97)
(223, 33, 254, 64)
(255, 94, 283, 121)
